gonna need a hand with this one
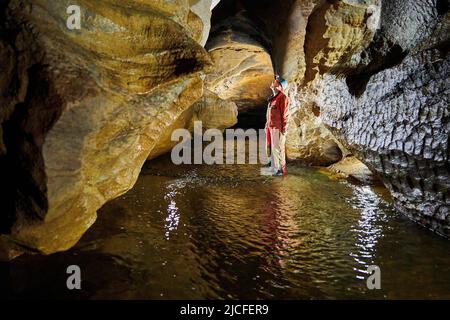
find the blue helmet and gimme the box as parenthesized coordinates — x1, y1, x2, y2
(280, 79, 288, 90)
(275, 74, 288, 90)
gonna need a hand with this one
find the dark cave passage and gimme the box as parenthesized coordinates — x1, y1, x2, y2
(233, 107, 268, 129)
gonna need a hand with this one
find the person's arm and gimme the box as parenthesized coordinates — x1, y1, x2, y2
(280, 95, 289, 134)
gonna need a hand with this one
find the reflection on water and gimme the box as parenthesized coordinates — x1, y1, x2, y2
(3, 152, 450, 299)
(164, 177, 187, 240)
(349, 185, 388, 280)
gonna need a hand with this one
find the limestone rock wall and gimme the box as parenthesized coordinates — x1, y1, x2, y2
(272, 0, 316, 83)
(0, 0, 215, 257)
(317, 49, 450, 237)
(149, 89, 238, 159)
(285, 85, 344, 166)
(205, 13, 273, 111)
(283, 0, 377, 165)
(298, 0, 450, 236)
(277, 0, 449, 236)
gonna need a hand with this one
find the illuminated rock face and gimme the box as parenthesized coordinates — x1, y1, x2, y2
(285, 0, 378, 165)
(300, 0, 450, 237)
(317, 50, 450, 237)
(149, 89, 238, 159)
(205, 14, 274, 111)
(327, 156, 379, 186)
(285, 94, 344, 166)
(0, 0, 214, 257)
(254, 0, 449, 236)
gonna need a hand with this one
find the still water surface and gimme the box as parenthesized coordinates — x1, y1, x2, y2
(4, 152, 450, 299)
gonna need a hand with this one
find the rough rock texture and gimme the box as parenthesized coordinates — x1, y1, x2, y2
(272, 0, 316, 83)
(285, 86, 344, 166)
(205, 13, 273, 110)
(303, 0, 380, 84)
(303, 0, 450, 237)
(0, 0, 214, 257)
(317, 49, 450, 237)
(149, 89, 238, 159)
(283, 0, 377, 165)
(277, 0, 450, 236)
(213, 0, 317, 83)
(327, 156, 380, 185)
(193, 90, 238, 130)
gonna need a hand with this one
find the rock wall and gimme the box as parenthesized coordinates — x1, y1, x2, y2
(299, 0, 450, 236)
(282, 0, 376, 165)
(318, 49, 449, 237)
(265, 0, 449, 236)
(149, 89, 238, 159)
(285, 85, 344, 166)
(0, 0, 217, 258)
(205, 12, 273, 111)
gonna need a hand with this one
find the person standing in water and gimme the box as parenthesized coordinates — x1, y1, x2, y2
(265, 75, 289, 176)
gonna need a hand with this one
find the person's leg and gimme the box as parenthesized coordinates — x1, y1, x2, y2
(280, 133, 287, 176)
(264, 127, 272, 167)
(270, 128, 282, 173)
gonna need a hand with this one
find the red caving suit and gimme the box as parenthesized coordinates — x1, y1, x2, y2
(265, 90, 289, 175)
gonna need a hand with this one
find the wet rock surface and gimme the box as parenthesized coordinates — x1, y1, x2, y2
(326, 156, 380, 185)
(317, 49, 450, 237)
(302, 0, 450, 236)
(285, 0, 378, 165)
(285, 86, 345, 166)
(0, 0, 213, 256)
